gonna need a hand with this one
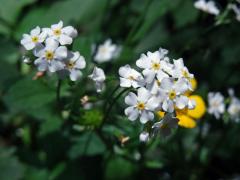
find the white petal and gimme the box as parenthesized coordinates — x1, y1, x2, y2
(49, 60, 64, 72)
(140, 110, 154, 124)
(125, 92, 137, 106)
(142, 69, 155, 83)
(34, 58, 48, 71)
(59, 34, 72, 45)
(51, 20, 63, 30)
(46, 38, 59, 51)
(160, 78, 173, 91)
(175, 96, 188, 109)
(125, 107, 139, 121)
(137, 87, 151, 103)
(55, 46, 68, 59)
(119, 65, 131, 78)
(70, 69, 82, 81)
(120, 78, 131, 88)
(30, 26, 40, 36)
(62, 26, 77, 37)
(75, 56, 86, 69)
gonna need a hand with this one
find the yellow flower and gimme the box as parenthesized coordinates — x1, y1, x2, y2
(177, 95, 206, 128)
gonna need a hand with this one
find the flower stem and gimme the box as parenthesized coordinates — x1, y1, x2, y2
(56, 79, 62, 109)
(100, 88, 129, 128)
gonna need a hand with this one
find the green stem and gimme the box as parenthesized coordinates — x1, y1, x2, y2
(100, 88, 129, 128)
(56, 79, 62, 109)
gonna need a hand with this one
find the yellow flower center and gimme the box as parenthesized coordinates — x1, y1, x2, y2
(45, 51, 54, 61)
(182, 70, 189, 78)
(99, 47, 107, 54)
(53, 29, 62, 36)
(137, 102, 145, 110)
(169, 90, 176, 100)
(67, 61, 75, 69)
(31, 36, 39, 43)
(152, 63, 160, 70)
(128, 76, 135, 80)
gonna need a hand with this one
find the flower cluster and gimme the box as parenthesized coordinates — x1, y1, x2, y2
(20, 21, 86, 81)
(194, 0, 220, 16)
(119, 48, 196, 141)
(208, 89, 240, 122)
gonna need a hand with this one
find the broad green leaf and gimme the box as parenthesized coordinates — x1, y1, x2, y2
(68, 132, 106, 159)
(3, 77, 55, 113)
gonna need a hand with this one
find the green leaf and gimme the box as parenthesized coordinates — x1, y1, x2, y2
(0, 0, 36, 25)
(172, 0, 199, 28)
(15, 0, 107, 40)
(131, 0, 177, 43)
(0, 36, 19, 64)
(3, 77, 55, 113)
(104, 157, 136, 180)
(23, 167, 49, 180)
(68, 132, 106, 159)
(0, 147, 25, 180)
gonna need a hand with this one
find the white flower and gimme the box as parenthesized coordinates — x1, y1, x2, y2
(63, 51, 86, 81)
(139, 131, 149, 142)
(159, 77, 192, 112)
(20, 26, 47, 50)
(152, 113, 178, 137)
(119, 65, 145, 88)
(124, 87, 159, 124)
(208, 92, 225, 119)
(34, 38, 67, 72)
(194, 0, 220, 16)
(229, 3, 240, 22)
(43, 20, 77, 45)
(94, 39, 120, 63)
(227, 89, 240, 121)
(136, 50, 171, 83)
(89, 67, 106, 93)
(146, 70, 169, 95)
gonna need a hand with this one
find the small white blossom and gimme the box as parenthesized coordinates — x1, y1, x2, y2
(119, 64, 145, 88)
(139, 131, 150, 142)
(22, 56, 31, 64)
(152, 113, 178, 137)
(20, 26, 47, 50)
(194, 0, 220, 16)
(43, 20, 77, 45)
(89, 67, 106, 93)
(34, 38, 67, 72)
(136, 50, 171, 84)
(63, 51, 86, 81)
(208, 92, 225, 119)
(227, 89, 240, 121)
(124, 87, 159, 124)
(94, 39, 121, 63)
(159, 77, 192, 112)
